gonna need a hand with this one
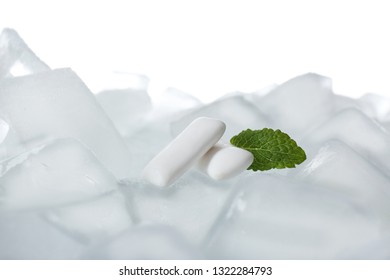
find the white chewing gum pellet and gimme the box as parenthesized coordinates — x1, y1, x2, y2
(197, 142, 254, 180)
(142, 117, 226, 187)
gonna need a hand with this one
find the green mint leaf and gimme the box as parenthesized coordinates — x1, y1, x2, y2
(230, 128, 306, 171)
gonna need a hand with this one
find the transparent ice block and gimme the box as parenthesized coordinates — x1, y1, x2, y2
(0, 28, 50, 79)
(0, 68, 132, 178)
(0, 138, 118, 211)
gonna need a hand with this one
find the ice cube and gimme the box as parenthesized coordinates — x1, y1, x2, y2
(330, 93, 390, 123)
(0, 118, 9, 145)
(0, 138, 117, 211)
(383, 121, 390, 134)
(171, 95, 269, 141)
(155, 87, 203, 114)
(45, 191, 132, 243)
(96, 88, 152, 136)
(295, 140, 390, 216)
(0, 28, 50, 79)
(342, 236, 390, 259)
(0, 144, 45, 177)
(0, 68, 132, 178)
(92, 71, 152, 136)
(84, 225, 201, 259)
(120, 171, 241, 245)
(81, 71, 149, 95)
(305, 108, 390, 175)
(255, 73, 335, 138)
(0, 212, 85, 259)
(207, 174, 387, 259)
(357, 93, 390, 122)
(332, 94, 359, 112)
(124, 117, 175, 178)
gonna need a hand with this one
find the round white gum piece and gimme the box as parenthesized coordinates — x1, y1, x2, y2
(198, 143, 254, 180)
(0, 118, 10, 145)
(142, 117, 226, 187)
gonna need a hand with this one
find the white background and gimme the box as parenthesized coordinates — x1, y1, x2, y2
(1, 0, 390, 102)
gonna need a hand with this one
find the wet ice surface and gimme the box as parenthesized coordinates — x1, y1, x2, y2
(0, 118, 8, 145)
(120, 172, 240, 246)
(0, 29, 49, 79)
(95, 73, 152, 136)
(0, 212, 86, 259)
(206, 174, 387, 259)
(1, 29, 390, 259)
(0, 68, 132, 179)
(251, 73, 335, 139)
(0, 139, 118, 211)
(83, 225, 202, 260)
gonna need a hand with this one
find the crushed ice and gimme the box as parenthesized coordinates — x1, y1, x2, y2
(1, 28, 390, 259)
